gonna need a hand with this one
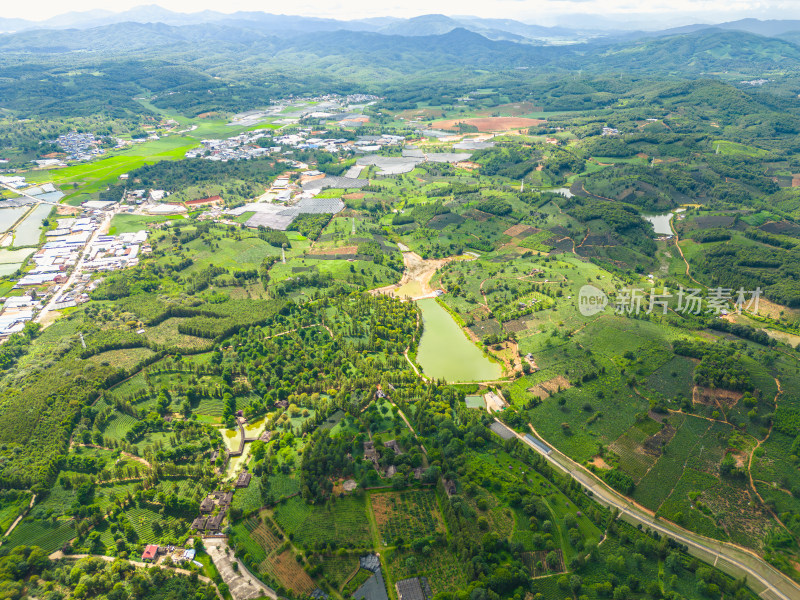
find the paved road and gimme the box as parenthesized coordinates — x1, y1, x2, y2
(0, 183, 63, 206)
(204, 537, 276, 600)
(492, 419, 800, 600)
(35, 208, 116, 328)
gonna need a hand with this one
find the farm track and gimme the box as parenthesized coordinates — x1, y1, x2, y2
(386, 395, 428, 457)
(747, 378, 798, 543)
(0, 494, 36, 542)
(73, 443, 152, 469)
(492, 419, 800, 600)
(668, 217, 703, 287)
(262, 323, 333, 340)
(403, 348, 427, 382)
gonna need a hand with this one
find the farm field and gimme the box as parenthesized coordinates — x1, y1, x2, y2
(109, 213, 181, 234)
(385, 546, 468, 595)
(1, 59, 799, 600)
(274, 496, 372, 549)
(369, 489, 444, 544)
(28, 136, 203, 204)
(260, 548, 317, 595)
(5, 519, 76, 553)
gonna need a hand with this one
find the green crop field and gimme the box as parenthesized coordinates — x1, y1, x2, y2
(87, 347, 156, 370)
(5, 519, 75, 553)
(319, 553, 360, 589)
(232, 521, 268, 564)
(274, 496, 371, 549)
(633, 414, 709, 509)
(125, 506, 183, 544)
(0, 492, 31, 532)
(385, 546, 468, 595)
(28, 136, 202, 205)
(102, 411, 139, 441)
(109, 214, 181, 234)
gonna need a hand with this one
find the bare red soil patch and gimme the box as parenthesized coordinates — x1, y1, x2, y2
(260, 549, 316, 595)
(692, 386, 743, 410)
(590, 456, 612, 470)
(432, 117, 545, 132)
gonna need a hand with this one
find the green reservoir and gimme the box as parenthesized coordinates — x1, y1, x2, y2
(415, 298, 502, 382)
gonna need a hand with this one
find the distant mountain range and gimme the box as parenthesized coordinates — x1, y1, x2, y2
(3, 18, 800, 79)
(3, 5, 800, 81)
(0, 6, 588, 41)
(4, 5, 800, 44)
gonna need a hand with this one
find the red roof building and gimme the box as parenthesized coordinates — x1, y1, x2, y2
(142, 544, 159, 561)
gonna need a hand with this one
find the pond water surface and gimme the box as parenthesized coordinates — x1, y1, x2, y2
(415, 298, 501, 382)
(0, 207, 29, 233)
(14, 204, 51, 247)
(642, 208, 686, 237)
(222, 418, 265, 479)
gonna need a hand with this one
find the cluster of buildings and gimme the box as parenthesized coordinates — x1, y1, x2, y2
(352, 134, 405, 153)
(16, 213, 106, 289)
(0, 295, 39, 336)
(141, 543, 197, 565)
(191, 490, 234, 533)
(0, 195, 151, 339)
(54, 132, 105, 161)
(0, 175, 27, 190)
(83, 230, 148, 272)
(185, 130, 274, 161)
(184, 125, 407, 163)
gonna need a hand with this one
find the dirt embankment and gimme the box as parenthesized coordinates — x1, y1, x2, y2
(372, 251, 472, 300)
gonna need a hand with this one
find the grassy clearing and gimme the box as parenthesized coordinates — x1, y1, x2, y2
(109, 214, 181, 234)
(143, 318, 213, 351)
(86, 347, 155, 370)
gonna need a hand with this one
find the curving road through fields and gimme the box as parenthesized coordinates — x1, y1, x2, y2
(492, 419, 800, 600)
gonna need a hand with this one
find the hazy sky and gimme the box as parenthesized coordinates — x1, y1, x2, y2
(6, 0, 800, 24)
